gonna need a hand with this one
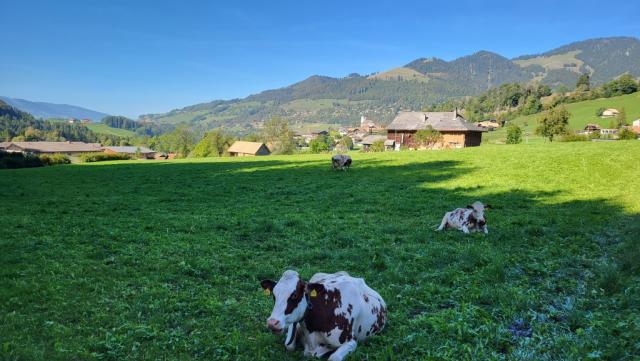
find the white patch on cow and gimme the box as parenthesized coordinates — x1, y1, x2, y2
(267, 270, 307, 332)
(268, 271, 386, 360)
(437, 201, 489, 234)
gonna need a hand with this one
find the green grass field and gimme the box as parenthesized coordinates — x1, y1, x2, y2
(484, 92, 640, 144)
(85, 123, 136, 137)
(1, 142, 639, 360)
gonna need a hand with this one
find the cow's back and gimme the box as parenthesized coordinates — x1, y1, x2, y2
(306, 272, 386, 344)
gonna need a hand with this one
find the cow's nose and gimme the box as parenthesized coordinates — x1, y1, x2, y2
(267, 319, 282, 333)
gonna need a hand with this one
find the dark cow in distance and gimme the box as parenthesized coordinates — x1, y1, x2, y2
(332, 154, 352, 171)
(437, 201, 491, 234)
(261, 270, 386, 360)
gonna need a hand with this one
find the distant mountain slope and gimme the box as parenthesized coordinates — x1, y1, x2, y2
(0, 96, 109, 121)
(140, 36, 640, 134)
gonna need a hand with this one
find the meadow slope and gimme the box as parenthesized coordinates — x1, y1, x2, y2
(1, 142, 639, 360)
(484, 92, 640, 144)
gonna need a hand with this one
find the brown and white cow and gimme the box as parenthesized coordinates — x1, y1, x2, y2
(436, 201, 491, 234)
(332, 154, 352, 171)
(260, 270, 386, 361)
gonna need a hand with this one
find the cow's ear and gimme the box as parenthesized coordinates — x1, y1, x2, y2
(260, 279, 276, 295)
(466, 204, 474, 209)
(305, 283, 324, 299)
(485, 204, 492, 210)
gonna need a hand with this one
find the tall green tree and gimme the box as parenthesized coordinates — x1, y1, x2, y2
(536, 105, 570, 142)
(261, 117, 295, 154)
(189, 130, 235, 157)
(576, 73, 590, 91)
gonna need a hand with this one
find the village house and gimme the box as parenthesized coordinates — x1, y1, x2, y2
(360, 135, 387, 150)
(103, 146, 157, 159)
(227, 141, 271, 156)
(2, 141, 103, 155)
(477, 119, 500, 131)
(601, 108, 619, 117)
(577, 124, 601, 135)
(360, 116, 385, 134)
(386, 110, 486, 149)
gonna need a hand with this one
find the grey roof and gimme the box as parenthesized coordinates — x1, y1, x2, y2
(7, 141, 103, 153)
(361, 135, 387, 145)
(104, 146, 155, 154)
(0, 142, 10, 149)
(386, 111, 486, 132)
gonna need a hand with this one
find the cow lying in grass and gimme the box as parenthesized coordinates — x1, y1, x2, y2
(261, 270, 386, 361)
(332, 154, 352, 171)
(437, 201, 491, 234)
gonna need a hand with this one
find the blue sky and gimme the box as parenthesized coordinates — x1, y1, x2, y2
(2, 0, 639, 118)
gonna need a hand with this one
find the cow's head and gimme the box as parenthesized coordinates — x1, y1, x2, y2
(467, 201, 491, 226)
(260, 270, 307, 334)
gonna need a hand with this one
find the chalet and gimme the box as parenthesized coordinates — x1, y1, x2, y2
(360, 116, 385, 133)
(2, 141, 103, 155)
(0, 142, 10, 150)
(227, 141, 271, 156)
(601, 109, 619, 117)
(386, 110, 486, 149)
(578, 124, 601, 135)
(361, 135, 387, 150)
(478, 120, 500, 130)
(103, 146, 156, 159)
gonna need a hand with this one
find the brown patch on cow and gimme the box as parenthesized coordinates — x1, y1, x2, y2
(347, 304, 353, 315)
(369, 305, 387, 335)
(284, 279, 305, 315)
(467, 214, 477, 226)
(363, 294, 369, 303)
(358, 325, 362, 333)
(304, 283, 354, 343)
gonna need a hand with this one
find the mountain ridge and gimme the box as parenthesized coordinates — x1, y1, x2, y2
(0, 96, 109, 122)
(141, 36, 640, 134)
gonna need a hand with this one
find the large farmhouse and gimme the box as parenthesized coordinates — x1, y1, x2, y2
(386, 110, 486, 148)
(1, 141, 103, 155)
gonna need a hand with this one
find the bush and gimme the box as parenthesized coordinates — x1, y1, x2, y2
(506, 124, 523, 144)
(618, 128, 637, 140)
(370, 140, 385, 152)
(80, 152, 130, 163)
(38, 153, 70, 166)
(0, 151, 43, 169)
(595, 107, 605, 117)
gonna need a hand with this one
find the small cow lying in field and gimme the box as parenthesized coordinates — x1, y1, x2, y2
(437, 201, 491, 234)
(332, 154, 352, 171)
(261, 270, 386, 361)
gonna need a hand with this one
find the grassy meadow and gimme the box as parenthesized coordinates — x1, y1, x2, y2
(484, 92, 640, 144)
(1, 142, 640, 360)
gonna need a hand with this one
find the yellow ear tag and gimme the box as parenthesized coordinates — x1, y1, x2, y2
(309, 289, 317, 298)
(264, 289, 271, 296)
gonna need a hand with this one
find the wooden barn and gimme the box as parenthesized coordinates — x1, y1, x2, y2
(227, 141, 271, 156)
(386, 110, 486, 149)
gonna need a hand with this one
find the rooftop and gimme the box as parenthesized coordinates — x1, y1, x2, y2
(227, 141, 269, 154)
(104, 146, 155, 154)
(5, 141, 103, 153)
(386, 111, 486, 132)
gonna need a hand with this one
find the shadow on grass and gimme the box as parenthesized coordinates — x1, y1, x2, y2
(1, 156, 639, 360)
